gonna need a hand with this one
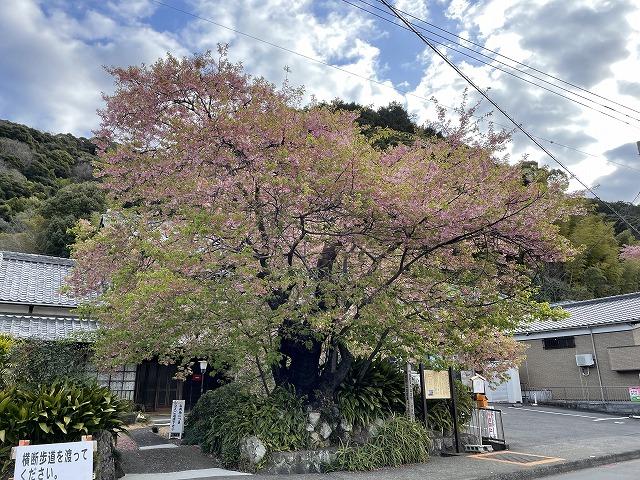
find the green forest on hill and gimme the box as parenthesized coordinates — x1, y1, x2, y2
(1, 104, 640, 302)
(0, 119, 104, 257)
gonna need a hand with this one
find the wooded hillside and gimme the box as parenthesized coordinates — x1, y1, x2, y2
(0, 120, 104, 256)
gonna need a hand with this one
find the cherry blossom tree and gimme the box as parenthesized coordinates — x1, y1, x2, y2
(70, 48, 577, 402)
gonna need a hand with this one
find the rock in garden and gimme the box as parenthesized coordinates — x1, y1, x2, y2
(319, 422, 332, 439)
(310, 431, 323, 446)
(240, 436, 267, 465)
(340, 418, 353, 432)
(308, 411, 321, 427)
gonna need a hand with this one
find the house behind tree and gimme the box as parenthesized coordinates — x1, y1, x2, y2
(516, 292, 640, 406)
(0, 250, 210, 410)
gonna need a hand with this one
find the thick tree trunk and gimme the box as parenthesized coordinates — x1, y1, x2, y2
(270, 241, 353, 404)
(271, 324, 353, 405)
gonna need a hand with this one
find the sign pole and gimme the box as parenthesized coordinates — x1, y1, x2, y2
(404, 362, 415, 421)
(448, 366, 460, 453)
(419, 363, 429, 429)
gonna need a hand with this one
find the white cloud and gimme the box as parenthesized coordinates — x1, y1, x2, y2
(407, 0, 640, 199)
(395, 0, 429, 19)
(1, 0, 639, 202)
(0, 0, 405, 135)
(180, 0, 403, 107)
(0, 0, 185, 134)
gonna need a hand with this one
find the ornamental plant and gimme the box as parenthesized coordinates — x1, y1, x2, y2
(69, 47, 577, 406)
(0, 382, 128, 477)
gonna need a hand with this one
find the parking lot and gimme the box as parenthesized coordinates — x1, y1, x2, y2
(500, 404, 640, 458)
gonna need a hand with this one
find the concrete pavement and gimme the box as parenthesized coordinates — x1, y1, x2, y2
(544, 458, 640, 479)
(119, 427, 248, 479)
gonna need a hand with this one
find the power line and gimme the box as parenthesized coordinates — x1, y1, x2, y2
(355, 0, 640, 122)
(374, 0, 640, 116)
(379, 0, 640, 239)
(342, 0, 640, 128)
(148, 1, 638, 178)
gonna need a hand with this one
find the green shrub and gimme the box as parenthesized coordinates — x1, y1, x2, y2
(0, 382, 128, 476)
(414, 380, 474, 434)
(337, 358, 405, 427)
(0, 335, 12, 389)
(4, 339, 94, 388)
(332, 416, 432, 471)
(185, 384, 309, 469)
(183, 383, 252, 447)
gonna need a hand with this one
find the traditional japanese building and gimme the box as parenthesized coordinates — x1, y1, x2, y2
(0, 250, 212, 410)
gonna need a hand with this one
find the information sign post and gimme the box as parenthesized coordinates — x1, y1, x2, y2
(169, 399, 186, 439)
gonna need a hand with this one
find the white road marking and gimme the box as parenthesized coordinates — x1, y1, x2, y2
(123, 468, 251, 479)
(593, 417, 628, 422)
(510, 407, 600, 419)
(510, 407, 628, 422)
(138, 444, 179, 450)
(615, 421, 625, 424)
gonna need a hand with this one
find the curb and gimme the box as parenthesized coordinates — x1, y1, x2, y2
(476, 449, 640, 480)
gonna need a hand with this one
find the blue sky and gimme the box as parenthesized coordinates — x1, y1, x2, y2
(1, 0, 640, 200)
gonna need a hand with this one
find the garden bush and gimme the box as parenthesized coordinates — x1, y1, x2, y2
(3, 339, 94, 388)
(185, 384, 309, 469)
(332, 416, 432, 471)
(0, 335, 12, 389)
(0, 382, 128, 477)
(337, 358, 405, 427)
(183, 383, 252, 446)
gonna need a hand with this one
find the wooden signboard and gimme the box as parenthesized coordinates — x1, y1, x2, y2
(422, 369, 451, 399)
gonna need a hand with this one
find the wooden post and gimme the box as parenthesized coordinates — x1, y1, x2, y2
(419, 363, 429, 429)
(10, 440, 30, 479)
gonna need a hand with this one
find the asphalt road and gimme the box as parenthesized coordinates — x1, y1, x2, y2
(545, 458, 640, 479)
(501, 404, 640, 455)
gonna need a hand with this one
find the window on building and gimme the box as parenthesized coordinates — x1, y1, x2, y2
(542, 336, 576, 350)
(88, 364, 137, 400)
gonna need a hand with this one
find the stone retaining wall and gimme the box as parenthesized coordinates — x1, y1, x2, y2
(265, 449, 337, 474)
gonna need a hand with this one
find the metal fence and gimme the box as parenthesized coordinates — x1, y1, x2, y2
(522, 385, 636, 403)
(462, 407, 506, 446)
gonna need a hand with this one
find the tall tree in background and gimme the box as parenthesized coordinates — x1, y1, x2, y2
(534, 206, 640, 302)
(70, 49, 577, 403)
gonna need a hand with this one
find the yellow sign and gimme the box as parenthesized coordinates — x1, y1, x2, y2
(423, 369, 451, 399)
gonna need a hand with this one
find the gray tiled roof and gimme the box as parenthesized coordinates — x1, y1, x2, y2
(0, 251, 77, 307)
(517, 292, 640, 334)
(0, 314, 97, 341)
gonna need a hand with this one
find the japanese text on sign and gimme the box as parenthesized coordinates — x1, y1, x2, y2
(484, 410, 499, 438)
(629, 386, 640, 402)
(169, 399, 186, 439)
(422, 370, 451, 399)
(13, 441, 93, 480)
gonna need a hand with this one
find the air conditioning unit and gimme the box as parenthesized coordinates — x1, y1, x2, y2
(576, 353, 595, 367)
